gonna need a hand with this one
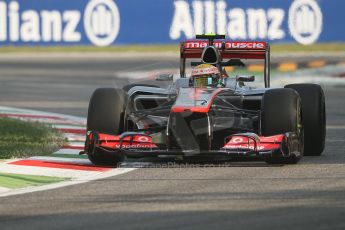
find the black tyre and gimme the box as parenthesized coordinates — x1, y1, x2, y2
(86, 88, 127, 166)
(285, 84, 326, 156)
(87, 88, 126, 134)
(261, 88, 303, 164)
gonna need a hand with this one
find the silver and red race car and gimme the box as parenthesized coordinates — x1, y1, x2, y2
(81, 34, 326, 165)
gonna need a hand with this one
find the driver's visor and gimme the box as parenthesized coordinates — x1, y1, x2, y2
(194, 75, 216, 87)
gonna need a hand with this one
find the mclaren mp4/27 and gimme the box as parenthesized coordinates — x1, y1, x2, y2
(81, 34, 326, 165)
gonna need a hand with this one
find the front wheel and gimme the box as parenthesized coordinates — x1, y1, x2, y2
(261, 88, 303, 164)
(285, 84, 326, 156)
(86, 88, 127, 166)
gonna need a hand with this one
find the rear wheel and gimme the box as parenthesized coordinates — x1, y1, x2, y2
(86, 88, 127, 166)
(261, 88, 303, 164)
(285, 84, 325, 156)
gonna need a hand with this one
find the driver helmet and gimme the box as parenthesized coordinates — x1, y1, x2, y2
(191, 64, 221, 87)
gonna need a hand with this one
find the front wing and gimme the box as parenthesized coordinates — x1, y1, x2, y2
(83, 131, 299, 160)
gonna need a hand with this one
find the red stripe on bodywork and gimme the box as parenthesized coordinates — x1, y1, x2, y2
(223, 135, 284, 151)
(97, 133, 157, 149)
(9, 160, 111, 171)
(170, 107, 211, 113)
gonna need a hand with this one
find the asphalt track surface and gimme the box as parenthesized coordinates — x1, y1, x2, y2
(0, 55, 344, 230)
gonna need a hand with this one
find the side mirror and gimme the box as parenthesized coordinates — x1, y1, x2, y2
(236, 75, 255, 82)
(156, 73, 173, 81)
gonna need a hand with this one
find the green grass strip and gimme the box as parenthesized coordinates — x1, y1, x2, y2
(0, 117, 65, 159)
(0, 43, 344, 53)
(0, 172, 66, 189)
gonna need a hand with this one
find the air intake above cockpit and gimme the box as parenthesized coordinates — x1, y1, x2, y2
(201, 46, 219, 64)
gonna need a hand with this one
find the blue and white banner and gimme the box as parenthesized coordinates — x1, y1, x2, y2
(0, 0, 344, 46)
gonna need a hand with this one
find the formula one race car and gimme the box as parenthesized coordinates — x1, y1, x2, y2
(82, 34, 326, 166)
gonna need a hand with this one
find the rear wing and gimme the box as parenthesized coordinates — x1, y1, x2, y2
(180, 41, 270, 88)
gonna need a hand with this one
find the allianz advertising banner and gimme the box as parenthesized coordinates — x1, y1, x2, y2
(0, 0, 343, 46)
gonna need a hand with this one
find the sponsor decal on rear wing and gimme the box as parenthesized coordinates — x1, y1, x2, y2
(183, 41, 267, 50)
(181, 41, 268, 59)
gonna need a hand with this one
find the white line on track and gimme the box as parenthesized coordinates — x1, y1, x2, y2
(0, 187, 10, 193)
(326, 125, 345, 130)
(326, 139, 345, 142)
(0, 168, 135, 198)
(29, 156, 92, 164)
(65, 142, 85, 147)
(53, 149, 83, 155)
(0, 160, 100, 178)
(52, 124, 86, 129)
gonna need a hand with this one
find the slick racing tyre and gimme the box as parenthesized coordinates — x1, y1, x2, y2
(86, 88, 127, 166)
(261, 88, 303, 164)
(285, 84, 326, 156)
(87, 88, 126, 134)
